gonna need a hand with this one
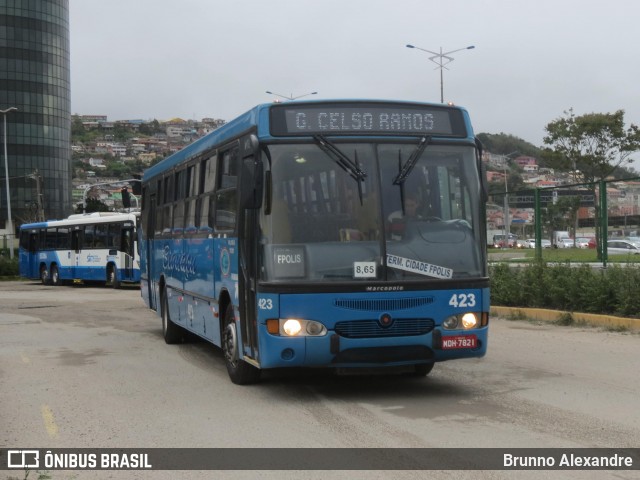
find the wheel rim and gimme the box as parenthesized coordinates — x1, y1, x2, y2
(223, 322, 238, 368)
(52, 268, 58, 284)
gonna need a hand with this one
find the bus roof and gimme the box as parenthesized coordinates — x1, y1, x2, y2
(143, 99, 472, 183)
(20, 212, 139, 230)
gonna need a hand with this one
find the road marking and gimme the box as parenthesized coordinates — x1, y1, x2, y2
(41, 405, 59, 438)
(20, 352, 30, 364)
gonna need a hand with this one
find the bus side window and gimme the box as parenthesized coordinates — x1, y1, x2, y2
(84, 225, 95, 248)
(214, 189, 237, 231)
(94, 224, 108, 248)
(57, 227, 71, 250)
(218, 148, 238, 189)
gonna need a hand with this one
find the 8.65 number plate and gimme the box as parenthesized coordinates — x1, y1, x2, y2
(441, 334, 477, 350)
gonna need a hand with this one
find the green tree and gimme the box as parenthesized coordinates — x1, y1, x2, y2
(77, 198, 110, 213)
(543, 109, 640, 183)
(543, 109, 640, 257)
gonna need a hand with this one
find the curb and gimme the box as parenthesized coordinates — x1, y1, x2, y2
(491, 306, 640, 331)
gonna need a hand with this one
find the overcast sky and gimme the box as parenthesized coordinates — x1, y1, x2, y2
(69, 0, 640, 156)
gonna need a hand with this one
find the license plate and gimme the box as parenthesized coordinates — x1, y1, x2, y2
(441, 334, 477, 350)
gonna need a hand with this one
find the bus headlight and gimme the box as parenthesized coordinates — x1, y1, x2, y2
(283, 319, 302, 336)
(461, 313, 478, 329)
(442, 313, 480, 330)
(267, 318, 327, 337)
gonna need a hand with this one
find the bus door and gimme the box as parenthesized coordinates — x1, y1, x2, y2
(238, 208, 260, 361)
(20, 229, 40, 278)
(236, 150, 262, 362)
(146, 194, 157, 309)
(120, 225, 135, 281)
(71, 227, 83, 279)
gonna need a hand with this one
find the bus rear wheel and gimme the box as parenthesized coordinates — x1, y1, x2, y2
(108, 266, 121, 289)
(40, 265, 49, 285)
(222, 307, 260, 385)
(161, 289, 182, 344)
(50, 265, 61, 286)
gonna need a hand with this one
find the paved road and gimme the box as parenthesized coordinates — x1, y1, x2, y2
(1, 281, 639, 480)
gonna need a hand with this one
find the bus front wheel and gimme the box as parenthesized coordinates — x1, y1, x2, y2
(413, 363, 434, 377)
(161, 289, 182, 344)
(222, 307, 260, 385)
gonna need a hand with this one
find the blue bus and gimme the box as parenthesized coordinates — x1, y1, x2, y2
(139, 99, 489, 384)
(19, 212, 140, 288)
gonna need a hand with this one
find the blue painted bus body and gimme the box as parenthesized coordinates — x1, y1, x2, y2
(140, 99, 490, 382)
(19, 213, 140, 286)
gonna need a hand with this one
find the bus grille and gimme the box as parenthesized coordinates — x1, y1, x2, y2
(334, 318, 435, 338)
(334, 297, 434, 311)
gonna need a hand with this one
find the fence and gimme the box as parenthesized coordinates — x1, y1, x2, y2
(487, 176, 640, 265)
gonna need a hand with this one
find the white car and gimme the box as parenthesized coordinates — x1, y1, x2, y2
(607, 239, 640, 255)
(556, 238, 574, 248)
(526, 238, 551, 248)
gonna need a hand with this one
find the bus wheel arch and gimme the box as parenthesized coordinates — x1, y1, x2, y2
(220, 294, 260, 385)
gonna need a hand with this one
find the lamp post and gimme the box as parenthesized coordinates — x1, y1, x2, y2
(1, 107, 17, 258)
(265, 91, 317, 101)
(501, 151, 519, 247)
(405, 44, 475, 103)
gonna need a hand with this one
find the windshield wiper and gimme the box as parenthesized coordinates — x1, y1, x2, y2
(313, 135, 367, 205)
(393, 135, 431, 185)
(313, 135, 367, 182)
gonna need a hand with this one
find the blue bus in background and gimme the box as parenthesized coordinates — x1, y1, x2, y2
(139, 99, 489, 384)
(19, 212, 140, 288)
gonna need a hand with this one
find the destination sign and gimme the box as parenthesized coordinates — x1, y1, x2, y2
(270, 103, 466, 137)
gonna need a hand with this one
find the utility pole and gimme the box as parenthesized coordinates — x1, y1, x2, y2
(28, 169, 45, 221)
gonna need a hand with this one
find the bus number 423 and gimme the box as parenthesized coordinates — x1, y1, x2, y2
(449, 293, 476, 308)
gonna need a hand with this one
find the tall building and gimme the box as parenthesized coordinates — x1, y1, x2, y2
(0, 0, 71, 235)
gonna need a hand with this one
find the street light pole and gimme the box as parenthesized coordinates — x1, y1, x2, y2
(265, 91, 318, 101)
(1, 107, 17, 258)
(406, 44, 475, 103)
(501, 151, 518, 247)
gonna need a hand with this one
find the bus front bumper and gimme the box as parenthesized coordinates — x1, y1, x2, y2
(256, 326, 488, 369)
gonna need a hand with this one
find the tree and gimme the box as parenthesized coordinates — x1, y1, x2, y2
(543, 109, 640, 257)
(543, 109, 640, 184)
(76, 198, 110, 213)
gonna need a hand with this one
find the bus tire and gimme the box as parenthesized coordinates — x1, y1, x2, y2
(413, 363, 434, 377)
(222, 307, 261, 385)
(40, 265, 49, 285)
(161, 289, 182, 344)
(109, 265, 121, 289)
(50, 265, 61, 286)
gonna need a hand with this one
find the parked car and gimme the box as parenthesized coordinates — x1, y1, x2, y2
(557, 238, 575, 248)
(526, 238, 551, 248)
(607, 239, 640, 255)
(574, 237, 593, 249)
(493, 234, 517, 248)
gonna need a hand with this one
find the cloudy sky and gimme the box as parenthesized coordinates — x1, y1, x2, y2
(70, 0, 640, 152)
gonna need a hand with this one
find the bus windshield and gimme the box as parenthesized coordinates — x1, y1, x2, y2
(260, 142, 485, 283)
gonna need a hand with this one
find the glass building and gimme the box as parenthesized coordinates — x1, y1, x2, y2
(0, 0, 70, 234)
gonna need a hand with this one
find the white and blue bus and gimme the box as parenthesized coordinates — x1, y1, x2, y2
(140, 99, 489, 384)
(19, 212, 140, 288)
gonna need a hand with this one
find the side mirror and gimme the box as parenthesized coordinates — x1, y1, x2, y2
(240, 156, 263, 209)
